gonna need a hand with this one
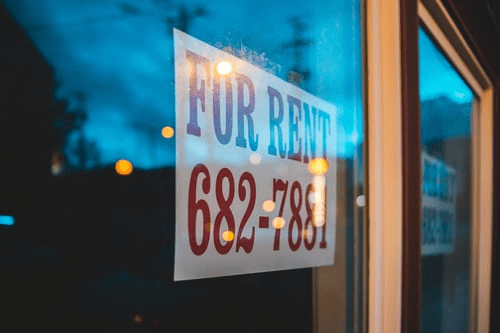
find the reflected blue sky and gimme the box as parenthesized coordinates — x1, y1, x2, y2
(3, 0, 362, 169)
(419, 27, 473, 143)
(419, 27, 473, 103)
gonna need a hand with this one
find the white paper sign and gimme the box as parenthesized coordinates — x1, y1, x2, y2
(421, 152, 456, 256)
(174, 29, 337, 280)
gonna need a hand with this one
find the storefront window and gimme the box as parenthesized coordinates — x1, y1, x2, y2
(0, 0, 363, 331)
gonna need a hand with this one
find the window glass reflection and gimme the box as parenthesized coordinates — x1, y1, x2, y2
(419, 26, 474, 333)
(2, 0, 362, 172)
(0, 0, 364, 331)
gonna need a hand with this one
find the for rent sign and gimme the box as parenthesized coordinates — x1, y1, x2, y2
(174, 29, 337, 280)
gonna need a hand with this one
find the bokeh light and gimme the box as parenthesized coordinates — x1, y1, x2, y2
(356, 195, 366, 207)
(249, 152, 262, 165)
(132, 314, 143, 325)
(313, 218, 326, 228)
(262, 200, 275, 212)
(302, 229, 310, 239)
(312, 175, 326, 227)
(51, 151, 62, 176)
(51, 163, 61, 176)
(0, 216, 14, 226)
(115, 159, 133, 176)
(309, 158, 329, 175)
(222, 230, 234, 241)
(272, 217, 286, 229)
(161, 126, 175, 139)
(216, 61, 233, 75)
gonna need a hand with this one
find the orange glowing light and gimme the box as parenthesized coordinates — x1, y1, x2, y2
(51, 163, 61, 176)
(216, 61, 233, 75)
(312, 175, 326, 227)
(262, 200, 275, 212)
(272, 217, 286, 229)
(161, 126, 175, 139)
(314, 220, 325, 227)
(115, 159, 133, 176)
(51, 151, 62, 176)
(222, 230, 234, 242)
(302, 230, 310, 239)
(132, 314, 143, 325)
(309, 158, 329, 175)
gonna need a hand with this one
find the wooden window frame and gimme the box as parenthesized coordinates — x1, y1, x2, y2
(366, 0, 403, 331)
(367, 0, 494, 332)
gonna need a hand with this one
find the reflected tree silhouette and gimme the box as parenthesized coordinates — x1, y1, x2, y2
(164, 2, 208, 34)
(282, 16, 313, 88)
(51, 90, 99, 172)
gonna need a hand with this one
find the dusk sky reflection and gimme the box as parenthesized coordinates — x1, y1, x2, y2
(1, 0, 467, 170)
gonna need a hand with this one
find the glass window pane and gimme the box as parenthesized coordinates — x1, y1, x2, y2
(419, 26, 474, 333)
(0, 0, 364, 331)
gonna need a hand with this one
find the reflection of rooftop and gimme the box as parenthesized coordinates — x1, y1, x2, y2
(420, 96, 471, 144)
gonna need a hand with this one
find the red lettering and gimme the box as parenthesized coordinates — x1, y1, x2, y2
(236, 172, 256, 253)
(187, 164, 211, 255)
(272, 178, 289, 251)
(213, 168, 236, 254)
(304, 184, 317, 250)
(288, 181, 303, 251)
